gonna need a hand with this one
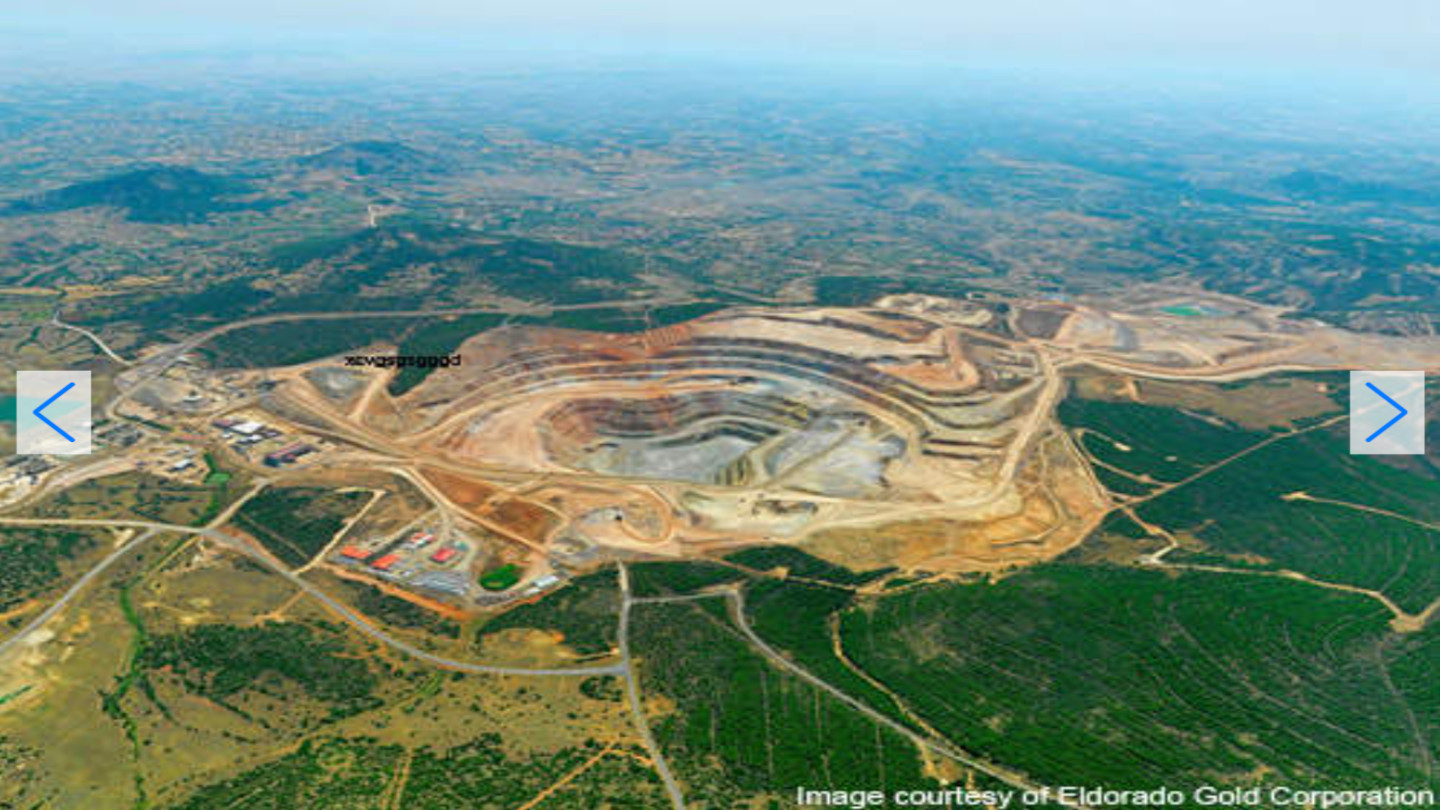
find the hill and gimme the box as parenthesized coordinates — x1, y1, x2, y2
(67, 220, 669, 333)
(2, 166, 256, 223)
(267, 220, 649, 305)
(296, 140, 449, 178)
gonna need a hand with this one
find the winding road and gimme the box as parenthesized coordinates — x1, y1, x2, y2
(49, 310, 134, 367)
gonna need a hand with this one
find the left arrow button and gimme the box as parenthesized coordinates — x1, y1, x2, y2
(33, 381, 77, 442)
(17, 370, 91, 455)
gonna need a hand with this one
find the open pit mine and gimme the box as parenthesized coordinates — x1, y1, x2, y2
(276, 299, 1109, 575)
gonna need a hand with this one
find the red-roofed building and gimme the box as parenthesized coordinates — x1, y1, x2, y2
(430, 547, 458, 564)
(370, 554, 400, 571)
(340, 546, 369, 560)
(263, 443, 315, 468)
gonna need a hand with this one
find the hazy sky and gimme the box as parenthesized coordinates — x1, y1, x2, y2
(14, 1, 1440, 75)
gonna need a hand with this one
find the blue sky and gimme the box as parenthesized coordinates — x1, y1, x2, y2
(14, 1, 1440, 75)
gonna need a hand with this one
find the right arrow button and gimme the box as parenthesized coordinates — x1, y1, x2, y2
(1351, 371, 1425, 456)
(1363, 381, 1408, 443)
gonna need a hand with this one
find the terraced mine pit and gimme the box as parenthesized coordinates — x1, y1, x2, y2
(315, 302, 1111, 571)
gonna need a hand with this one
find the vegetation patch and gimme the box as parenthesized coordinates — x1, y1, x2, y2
(631, 599, 937, 807)
(205, 317, 415, 369)
(31, 472, 219, 526)
(477, 563, 521, 591)
(1063, 396, 1440, 613)
(400, 735, 644, 808)
(626, 560, 746, 598)
(476, 569, 619, 656)
(233, 486, 370, 568)
(0, 526, 104, 612)
(0, 737, 42, 807)
(842, 564, 1436, 792)
(1060, 396, 1262, 486)
(578, 676, 624, 703)
(200, 452, 231, 486)
(164, 735, 661, 810)
(742, 578, 913, 729)
(813, 274, 979, 307)
(164, 737, 403, 810)
(387, 313, 503, 395)
(725, 544, 889, 587)
(328, 575, 460, 639)
(143, 622, 378, 713)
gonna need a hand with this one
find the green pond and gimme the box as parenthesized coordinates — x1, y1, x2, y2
(1160, 304, 1225, 318)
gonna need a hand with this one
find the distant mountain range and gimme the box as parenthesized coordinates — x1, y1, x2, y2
(1274, 170, 1437, 207)
(2, 165, 258, 223)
